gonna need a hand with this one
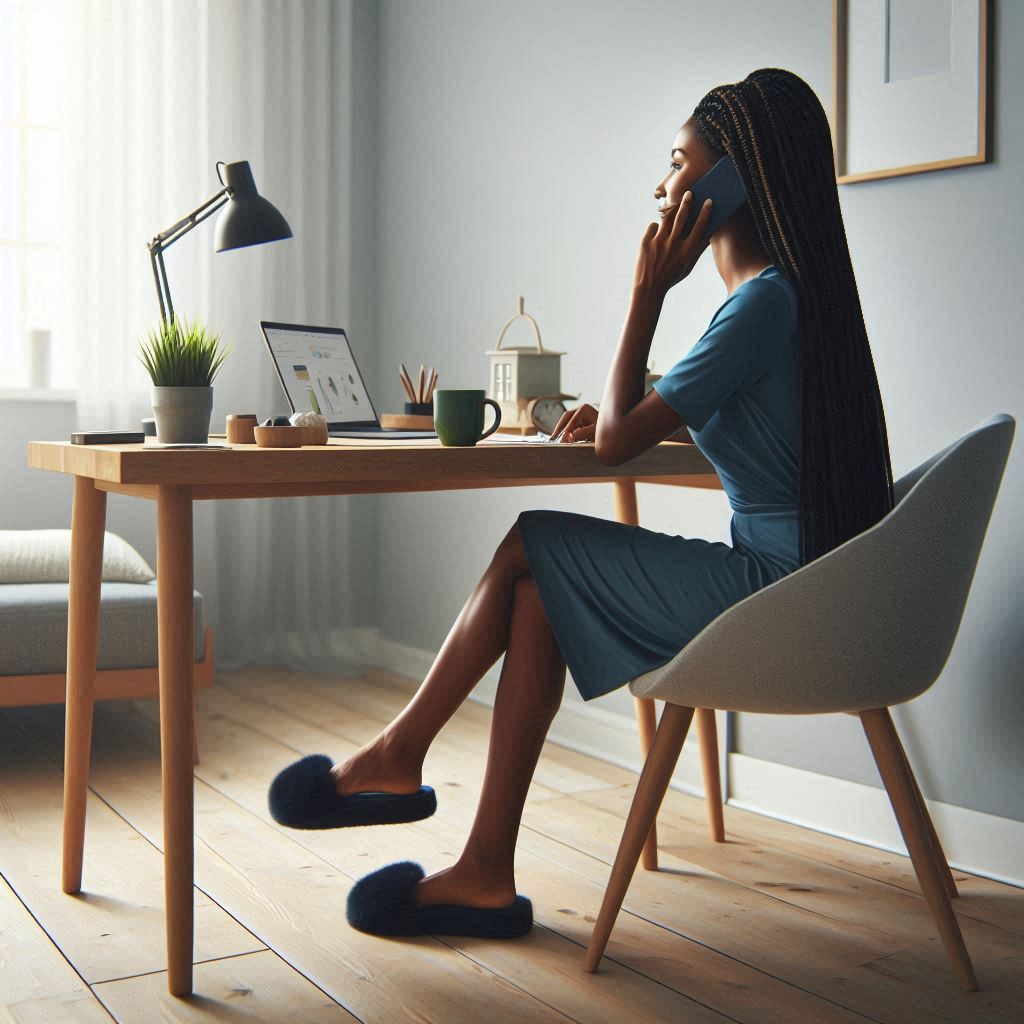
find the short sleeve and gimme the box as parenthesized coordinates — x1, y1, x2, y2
(652, 279, 795, 432)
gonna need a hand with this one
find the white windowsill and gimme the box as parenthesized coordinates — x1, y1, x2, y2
(0, 389, 78, 403)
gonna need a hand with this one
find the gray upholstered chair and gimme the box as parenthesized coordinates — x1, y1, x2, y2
(584, 413, 1015, 992)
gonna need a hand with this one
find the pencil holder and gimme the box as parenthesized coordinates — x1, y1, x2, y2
(404, 401, 434, 416)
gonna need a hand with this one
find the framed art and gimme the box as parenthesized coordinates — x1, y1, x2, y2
(831, 0, 992, 184)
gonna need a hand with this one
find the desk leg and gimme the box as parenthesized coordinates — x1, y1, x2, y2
(62, 476, 107, 894)
(157, 486, 195, 997)
(612, 479, 660, 871)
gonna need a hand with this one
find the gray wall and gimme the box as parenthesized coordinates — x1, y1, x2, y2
(373, 0, 1023, 822)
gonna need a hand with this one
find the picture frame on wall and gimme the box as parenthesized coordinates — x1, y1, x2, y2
(831, 0, 992, 184)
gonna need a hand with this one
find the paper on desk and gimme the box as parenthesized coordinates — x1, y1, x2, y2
(482, 433, 589, 444)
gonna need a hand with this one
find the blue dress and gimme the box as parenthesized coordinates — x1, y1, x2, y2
(517, 265, 801, 701)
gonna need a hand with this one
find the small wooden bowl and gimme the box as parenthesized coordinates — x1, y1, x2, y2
(297, 423, 329, 445)
(253, 425, 303, 448)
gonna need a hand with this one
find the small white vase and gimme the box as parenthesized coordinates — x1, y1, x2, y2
(151, 386, 214, 443)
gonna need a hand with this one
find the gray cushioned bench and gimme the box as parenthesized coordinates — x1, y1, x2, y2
(0, 581, 204, 675)
(0, 531, 214, 763)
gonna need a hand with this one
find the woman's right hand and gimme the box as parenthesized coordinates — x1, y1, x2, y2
(552, 403, 598, 443)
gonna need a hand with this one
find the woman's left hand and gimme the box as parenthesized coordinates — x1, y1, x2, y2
(632, 191, 714, 298)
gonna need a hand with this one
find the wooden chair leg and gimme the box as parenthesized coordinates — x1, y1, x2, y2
(614, 477, 662, 872)
(584, 703, 695, 973)
(860, 708, 977, 991)
(900, 742, 957, 899)
(632, 695, 660, 870)
(62, 476, 107, 895)
(696, 708, 725, 842)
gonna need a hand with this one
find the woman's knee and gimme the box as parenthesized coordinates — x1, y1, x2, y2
(511, 573, 551, 628)
(491, 518, 531, 581)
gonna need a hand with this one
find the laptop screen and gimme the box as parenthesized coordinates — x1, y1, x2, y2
(260, 322, 381, 428)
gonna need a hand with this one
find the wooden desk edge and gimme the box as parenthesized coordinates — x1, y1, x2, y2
(29, 440, 721, 494)
(92, 473, 722, 501)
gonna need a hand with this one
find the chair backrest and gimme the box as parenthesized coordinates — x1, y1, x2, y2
(629, 414, 1016, 714)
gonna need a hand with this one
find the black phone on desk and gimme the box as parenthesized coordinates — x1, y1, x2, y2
(70, 430, 146, 444)
(676, 153, 750, 246)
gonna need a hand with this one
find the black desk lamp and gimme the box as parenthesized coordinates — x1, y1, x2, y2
(146, 160, 292, 323)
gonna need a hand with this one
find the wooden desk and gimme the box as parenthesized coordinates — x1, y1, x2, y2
(29, 436, 723, 996)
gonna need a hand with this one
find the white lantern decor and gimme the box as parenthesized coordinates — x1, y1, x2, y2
(487, 296, 576, 433)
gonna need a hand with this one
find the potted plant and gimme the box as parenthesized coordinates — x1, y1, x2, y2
(138, 316, 231, 443)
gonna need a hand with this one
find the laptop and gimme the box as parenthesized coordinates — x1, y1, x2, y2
(259, 321, 438, 439)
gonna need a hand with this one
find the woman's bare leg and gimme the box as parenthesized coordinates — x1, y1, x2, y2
(334, 522, 568, 908)
(414, 573, 566, 908)
(331, 521, 534, 796)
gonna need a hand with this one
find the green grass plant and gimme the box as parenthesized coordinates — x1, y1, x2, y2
(138, 315, 231, 387)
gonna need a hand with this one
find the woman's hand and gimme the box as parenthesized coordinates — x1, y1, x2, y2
(551, 403, 598, 443)
(632, 191, 714, 299)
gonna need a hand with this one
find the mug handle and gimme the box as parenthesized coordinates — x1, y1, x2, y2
(479, 398, 502, 440)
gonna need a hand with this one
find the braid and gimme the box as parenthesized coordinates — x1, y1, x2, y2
(693, 68, 895, 567)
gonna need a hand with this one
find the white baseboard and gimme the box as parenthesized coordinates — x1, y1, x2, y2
(336, 629, 1023, 888)
(729, 753, 1024, 888)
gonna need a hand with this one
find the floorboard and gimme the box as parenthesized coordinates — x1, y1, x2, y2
(1, 666, 1020, 1024)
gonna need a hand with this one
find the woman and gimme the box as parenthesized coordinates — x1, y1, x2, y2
(268, 67, 896, 939)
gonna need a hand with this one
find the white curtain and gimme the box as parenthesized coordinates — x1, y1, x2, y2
(61, 0, 366, 670)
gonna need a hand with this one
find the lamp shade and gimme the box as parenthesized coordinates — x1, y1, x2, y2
(214, 160, 292, 252)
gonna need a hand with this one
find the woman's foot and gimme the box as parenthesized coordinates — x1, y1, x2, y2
(331, 734, 423, 798)
(414, 861, 518, 909)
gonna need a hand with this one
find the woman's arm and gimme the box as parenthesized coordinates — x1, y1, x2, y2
(594, 193, 713, 466)
(594, 287, 688, 466)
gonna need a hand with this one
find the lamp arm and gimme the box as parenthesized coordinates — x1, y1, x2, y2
(146, 187, 230, 324)
(148, 187, 230, 253)
(150, 246, 175, 325)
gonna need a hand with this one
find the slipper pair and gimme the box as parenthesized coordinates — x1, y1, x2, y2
(346, 860, 533, 938)
(268, 753, 436, 830)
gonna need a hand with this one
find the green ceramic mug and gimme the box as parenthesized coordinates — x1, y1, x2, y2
(433, 389, 502, 446)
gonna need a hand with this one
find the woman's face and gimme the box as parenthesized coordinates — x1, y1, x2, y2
(653, 117, 717, 221)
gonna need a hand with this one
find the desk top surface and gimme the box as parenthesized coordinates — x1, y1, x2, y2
(28, 436, 715, 489)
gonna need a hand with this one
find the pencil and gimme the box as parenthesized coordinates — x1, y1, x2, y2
(417, 364, 425, 404)
(399, 366, 416, 402)
(427, 368, 438, 401)
(400, 363, 418, 402)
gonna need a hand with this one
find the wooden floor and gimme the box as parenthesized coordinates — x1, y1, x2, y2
(1, 667, 1021, 1023)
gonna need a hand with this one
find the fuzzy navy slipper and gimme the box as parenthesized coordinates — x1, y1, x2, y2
(268, 754, 436, 830)
(346, 860, 533, 938)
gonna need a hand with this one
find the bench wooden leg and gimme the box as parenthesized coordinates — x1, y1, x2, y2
(62, 476, 107, 895)
(192, 685, 199, 767)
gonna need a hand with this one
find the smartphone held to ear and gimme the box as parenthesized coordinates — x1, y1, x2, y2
(676, 153, 749, 245)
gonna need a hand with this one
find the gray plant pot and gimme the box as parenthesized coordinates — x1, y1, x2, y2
(151, 386, 214, 444)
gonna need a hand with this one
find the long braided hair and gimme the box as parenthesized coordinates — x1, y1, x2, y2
(692, 67, 896, 567)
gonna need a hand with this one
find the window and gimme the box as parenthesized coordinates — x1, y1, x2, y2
(493, 361, 511, 401)
(1, 0, 69, 390)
